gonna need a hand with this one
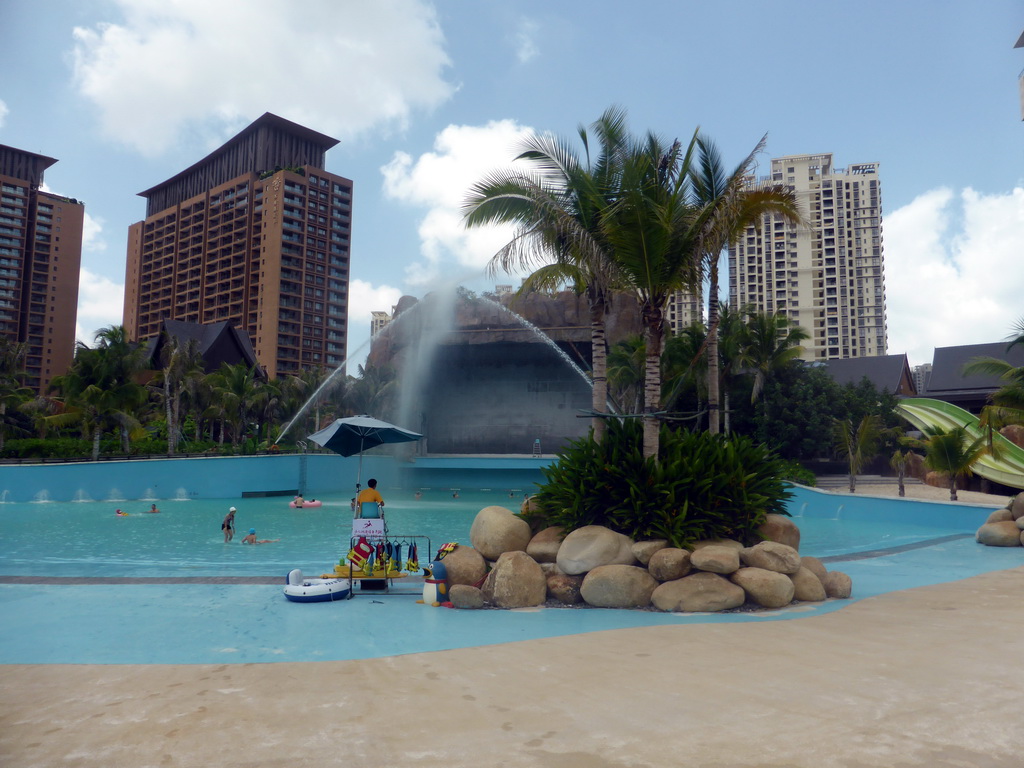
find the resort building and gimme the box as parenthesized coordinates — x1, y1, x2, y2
(123, 113, 352, 379)
(666, 287, 703, 335)
(370, 311, 391, 337)
(728, 153, 887, 361)
(0, 144, 83, 393)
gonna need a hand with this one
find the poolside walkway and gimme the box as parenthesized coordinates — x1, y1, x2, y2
(3, 566, 1024, 767)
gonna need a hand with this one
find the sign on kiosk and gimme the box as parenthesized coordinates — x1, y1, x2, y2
(353, 518, 385, 539)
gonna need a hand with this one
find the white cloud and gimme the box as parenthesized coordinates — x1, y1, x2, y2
(71, 0, 455, 156)
(884, 186, 1024, 367)
(82, 212, 106, 253)
(344, 278, 403, 369)
(0, 99, 8, 129)
(514, 19, 539, 64)
(380, 120, 534, 286)
(75, 268, 125, 345)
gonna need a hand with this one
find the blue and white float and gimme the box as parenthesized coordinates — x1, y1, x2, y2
(283, 568, 351, 603)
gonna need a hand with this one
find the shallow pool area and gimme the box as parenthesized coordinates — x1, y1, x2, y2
(0, 479, 1016, 665)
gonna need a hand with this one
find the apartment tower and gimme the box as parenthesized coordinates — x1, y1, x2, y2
(0, 144, 83, 393)
(124, 113, 352, 378)
(728, 153, 887, 360)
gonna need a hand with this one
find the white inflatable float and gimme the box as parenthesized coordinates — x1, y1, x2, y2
(283, 568, 351, 603)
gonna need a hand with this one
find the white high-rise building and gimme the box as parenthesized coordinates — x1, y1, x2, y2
(728, 153, 887, 361)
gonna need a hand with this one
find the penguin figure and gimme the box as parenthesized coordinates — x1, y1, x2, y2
(420, 560, 449, 606)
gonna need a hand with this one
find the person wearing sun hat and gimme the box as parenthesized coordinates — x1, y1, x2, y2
(222, 506, 237, 542)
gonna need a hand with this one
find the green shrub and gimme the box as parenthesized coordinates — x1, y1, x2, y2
(778, 460, 817, 487)
(528, 420, 792, 548)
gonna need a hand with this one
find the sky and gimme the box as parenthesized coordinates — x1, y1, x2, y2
(0, 0, 1021, 369)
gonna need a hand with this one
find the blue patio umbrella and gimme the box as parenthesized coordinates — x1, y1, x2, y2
(307, 415, 422, 486)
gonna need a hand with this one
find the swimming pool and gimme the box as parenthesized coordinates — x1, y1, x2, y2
(0, 485, 995, 578)
(0, 482, 1015, 665)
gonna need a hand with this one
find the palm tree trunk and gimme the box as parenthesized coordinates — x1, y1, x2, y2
(723, 390, 731, 434)
(589, 297, 608, 443)
(950, 477, 958, 502)
(92, 426, 101, 461)
(706, 265, 721, 435)
(642, 304, 664, 461)
(897, 467, 905, 497)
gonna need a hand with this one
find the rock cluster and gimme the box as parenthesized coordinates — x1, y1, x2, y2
(975, 495, 1024, 547)
(443, 506, 853, 612)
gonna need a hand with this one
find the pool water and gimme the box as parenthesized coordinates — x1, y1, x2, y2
(0, 489, 526, 578)
(0, 485, 994, 578)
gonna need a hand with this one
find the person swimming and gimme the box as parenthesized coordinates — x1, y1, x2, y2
(242, 528, 278, 545)
(115, 508, 129, 517)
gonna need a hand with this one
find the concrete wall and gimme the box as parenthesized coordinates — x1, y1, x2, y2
(416, 343, 592, 455)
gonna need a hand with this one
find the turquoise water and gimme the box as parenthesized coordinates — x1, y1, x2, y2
(0, 489, 527, 578)
(1, 482, 1015, 665)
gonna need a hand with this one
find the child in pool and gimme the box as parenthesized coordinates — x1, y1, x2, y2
(241, 528, 279, 544)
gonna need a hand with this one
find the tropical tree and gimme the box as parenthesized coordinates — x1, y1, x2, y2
(890, 448, 910, 497)
(910, 424, 991, 501)
(601, 131, 706, 458)
(832, 414, 884, 493)
(606, 335, 645, 415)
(660, 323, 708, 420)
(741, 310, 809, 404)
(346, 363, 396, 420)
(963, 316, 1024, 428)
(208, 362, 261, 448)
(715, 303, 747, 434)
(464, 106, 632, 443)
(48, 326, 149, 458)
(153, 335, 203, 456)
(689, 135, 801, 434)
(0, 339, 32, 451)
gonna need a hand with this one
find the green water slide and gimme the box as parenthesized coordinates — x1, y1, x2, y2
(895, 397, 1024, 489)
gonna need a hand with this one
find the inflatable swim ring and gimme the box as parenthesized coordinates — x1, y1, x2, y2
(289, 499, 322, 508)
(283, 569, 351, 603)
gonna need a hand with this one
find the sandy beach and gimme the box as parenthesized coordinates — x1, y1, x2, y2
(817, 477, 1015, 508)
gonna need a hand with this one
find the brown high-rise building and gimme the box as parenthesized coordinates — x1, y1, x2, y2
(0, 145, 83, 393)
(123, 113, 352, 378)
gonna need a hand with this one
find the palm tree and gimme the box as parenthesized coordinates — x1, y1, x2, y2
(464, 106, 631, 442)
(912, 424, 991, 501)
(832, 414, 884, 493)
(0, 339, 32, 451)
(606, 335, 645, 415)
(689, 135, 802, 435)
(715, 303, 747, 434)
(660, 323, 708, 420)
(601, 130, 706, 458)
(890, 448, 910, 497)
(741, 310, 809, 404)
(963, 317, 1024, 427)
(208, 362, 260, 448)
(48, 326, 149, 458)
(154, 335, 203, 456)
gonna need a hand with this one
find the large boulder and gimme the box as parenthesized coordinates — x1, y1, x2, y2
(470, 506, 532, 560)
(632, 539, 668, 566)
(1001, 425, 1024, 449)
(691, 538, 744, 551)
(526, 526, 565, 563)
(484, 551, 546, 608)
(789, 567, 827, 602)
(580, 565, 658, 608)
(757, 514, 801, 551)
(448, 584, 484, 609)
(556, 526, 636, 575)
(546, 572, 584, 605)
(730, 567, 795, 608)
(740, 541, 802, 574)
(647, 548, 692, 582)
(440, 545, 488, 587)
(651, 572, 745, 613)
(800, 556, 829, 584)
(986, 508, 1014, 524)
(976, 522, 1022, 547)
(1011, 494, 1024, 520)
(823, 571, 853, 599)
(690, 545, 740, 574)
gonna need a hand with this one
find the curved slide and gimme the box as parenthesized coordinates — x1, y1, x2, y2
(895, 397, 1024, 490)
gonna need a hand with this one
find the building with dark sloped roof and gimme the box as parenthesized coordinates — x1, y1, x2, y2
(124, 112, 351, 379)
(145, 319, 263, 377)
(821, 354, 916, 396)
(922, 342, 1024, 412)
